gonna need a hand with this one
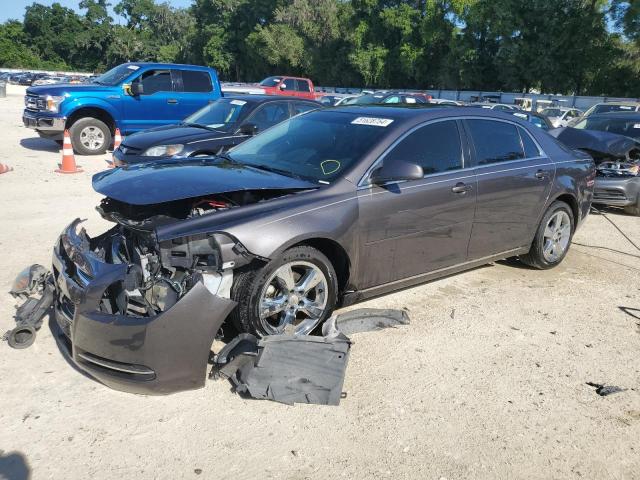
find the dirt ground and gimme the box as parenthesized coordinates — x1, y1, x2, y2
(0, 89, 639, 480)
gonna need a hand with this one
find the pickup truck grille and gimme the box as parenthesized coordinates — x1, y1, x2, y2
(24, 94, 45, 111)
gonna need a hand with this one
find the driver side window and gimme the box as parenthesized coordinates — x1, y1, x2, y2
(383, 121, 463, 175)
(137, 69, 173, 95)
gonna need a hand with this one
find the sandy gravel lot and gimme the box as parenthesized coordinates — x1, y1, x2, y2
(0, 90, 639, 480)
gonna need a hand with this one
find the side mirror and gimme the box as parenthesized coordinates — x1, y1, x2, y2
(370, 161, 424, 185)
(239, 123, 258, 136)
(279, 83, 286, 90)
(130, 82, 144, 96)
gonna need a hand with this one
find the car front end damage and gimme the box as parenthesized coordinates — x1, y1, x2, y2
(50, 211, 255, 394)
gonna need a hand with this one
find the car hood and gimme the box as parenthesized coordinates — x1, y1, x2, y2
(122, 124, 233, 150)
(26, 83, 119, 96)
(550, 127, 640, 159)
(93, 158, 317, 205)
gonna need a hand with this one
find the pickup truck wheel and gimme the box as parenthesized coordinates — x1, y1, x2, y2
(230, 246, 338, 337)
(69, 118, 111, 155)
(520, 201, 574, 269)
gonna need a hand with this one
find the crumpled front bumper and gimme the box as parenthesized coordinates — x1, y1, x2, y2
(51, 219, 237, 395)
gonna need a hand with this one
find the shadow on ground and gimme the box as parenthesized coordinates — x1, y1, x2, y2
(19, 137, 59, 153)
(0, 451, 31, 480)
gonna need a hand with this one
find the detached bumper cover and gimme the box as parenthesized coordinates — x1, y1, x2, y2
(51, 219, 236, 395)
(593, 177, 640, 207)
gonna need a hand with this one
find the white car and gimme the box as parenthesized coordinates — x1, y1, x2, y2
(540, 107, 583, 128)
(32, 76, 69, 86)
(429, 99, 463, 106)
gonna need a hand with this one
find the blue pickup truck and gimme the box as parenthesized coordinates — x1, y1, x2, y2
(22, 63, 221, 155)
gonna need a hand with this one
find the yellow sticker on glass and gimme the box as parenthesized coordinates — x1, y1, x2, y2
(321, 159, 341, 175)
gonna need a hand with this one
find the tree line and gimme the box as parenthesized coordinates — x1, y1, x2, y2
(1, 0, 639, 97)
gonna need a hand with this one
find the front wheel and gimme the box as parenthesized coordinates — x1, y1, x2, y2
(69, 117, 112, 155)
(520, 201, 574, 269)
(230, 246, 338, 336)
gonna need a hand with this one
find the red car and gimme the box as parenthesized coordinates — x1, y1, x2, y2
(222, 76, 317, 100)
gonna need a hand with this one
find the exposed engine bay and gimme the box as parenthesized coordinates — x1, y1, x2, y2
(596, 160, 640, 178)
(88, 189, 299, 318)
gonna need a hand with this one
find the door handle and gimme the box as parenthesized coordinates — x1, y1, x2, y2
(167, 99, 178, 104)
(451, 182, 472, 194)
(535, 170, 548, 179)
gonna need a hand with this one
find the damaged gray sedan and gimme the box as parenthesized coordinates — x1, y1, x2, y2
(43, 106, 594, 394)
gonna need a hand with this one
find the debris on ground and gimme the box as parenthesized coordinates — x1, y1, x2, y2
(586, 382, 626, 397)
(4, 264, 54, 349)
(211, 309, 410, 405)
(329, 308, 410, 335)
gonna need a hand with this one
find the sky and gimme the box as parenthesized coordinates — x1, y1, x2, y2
(0, 0, 193, 23)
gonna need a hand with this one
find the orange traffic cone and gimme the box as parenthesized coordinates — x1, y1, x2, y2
(108, 127, 123, 168)
(113, 128, 122, 150)
(0, 163, 13, 174)
(56, 130, 83, 174)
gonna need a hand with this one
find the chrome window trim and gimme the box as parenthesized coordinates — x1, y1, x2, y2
(358, 116, 550, 188)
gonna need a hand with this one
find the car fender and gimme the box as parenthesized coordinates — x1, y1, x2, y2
(62, 97, 121, 125)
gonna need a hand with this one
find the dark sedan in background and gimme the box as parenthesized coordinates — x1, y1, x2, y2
(113, 95, 322, 165)
(49, 106, 594, 394)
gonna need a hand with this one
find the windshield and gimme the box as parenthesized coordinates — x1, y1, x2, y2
(541, 108, 562, 117)
(259, 76, 282, 87)
(92, 64, 139, 86)
(228, 110, 387, 182)
(341, 94, 386, 105)
(184, 98, 247, 129)
(573, 117, 640, 139)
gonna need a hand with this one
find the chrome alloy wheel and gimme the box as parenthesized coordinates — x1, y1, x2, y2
(542, 210, 571, 262)
(258, 261, 329, 335)
(79, 126, 105, 151)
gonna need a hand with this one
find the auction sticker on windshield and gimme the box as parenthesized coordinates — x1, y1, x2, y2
(230, 100, 247, 106)
(351, 117, 394, 127)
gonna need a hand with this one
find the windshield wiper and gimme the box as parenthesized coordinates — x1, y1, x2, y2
(181, 122, 226, 132)
(244, 163, 313, 182)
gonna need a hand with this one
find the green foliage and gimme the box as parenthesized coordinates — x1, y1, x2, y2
(1, 0, 639, 96)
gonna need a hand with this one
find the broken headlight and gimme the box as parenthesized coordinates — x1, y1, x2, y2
(142, 144, 184, 157)
(61, 234, 94, 278)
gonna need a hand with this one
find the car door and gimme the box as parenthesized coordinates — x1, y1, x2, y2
(122, 69, 178, 131)
(173, 69, 215, 120)
(463, 118, 555, 259)
(280, 78, 297, 97)
(357, 120, 477, 288)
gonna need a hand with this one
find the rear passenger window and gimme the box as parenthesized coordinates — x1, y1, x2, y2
(519, 128, 541, 157)
(466, 119, 524, 165)
(384, 120, 462, 175)
(181, 71, 212, 92)
(295, 80, 311, 92)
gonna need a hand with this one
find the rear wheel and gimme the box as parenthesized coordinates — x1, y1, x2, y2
(520, 201, 574, 269)
(230, 246, 338, 336)
(69, 117, 111, 155)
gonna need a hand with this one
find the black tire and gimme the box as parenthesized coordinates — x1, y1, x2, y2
(520, 201, 574, 269)
(624, 198, 640, 216)
(229, 246, 338, 336)
(69, 117, 112, 155)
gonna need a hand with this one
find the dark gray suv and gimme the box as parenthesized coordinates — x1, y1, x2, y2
(50, 106, 595, 394)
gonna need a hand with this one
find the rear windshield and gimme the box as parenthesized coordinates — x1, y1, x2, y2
(184, 98, 247, 129)
(541, 108, 562, 117)
(229, 110, 388, 183)
(592, 104, 638, 114)
(341, 94, 386, 105)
